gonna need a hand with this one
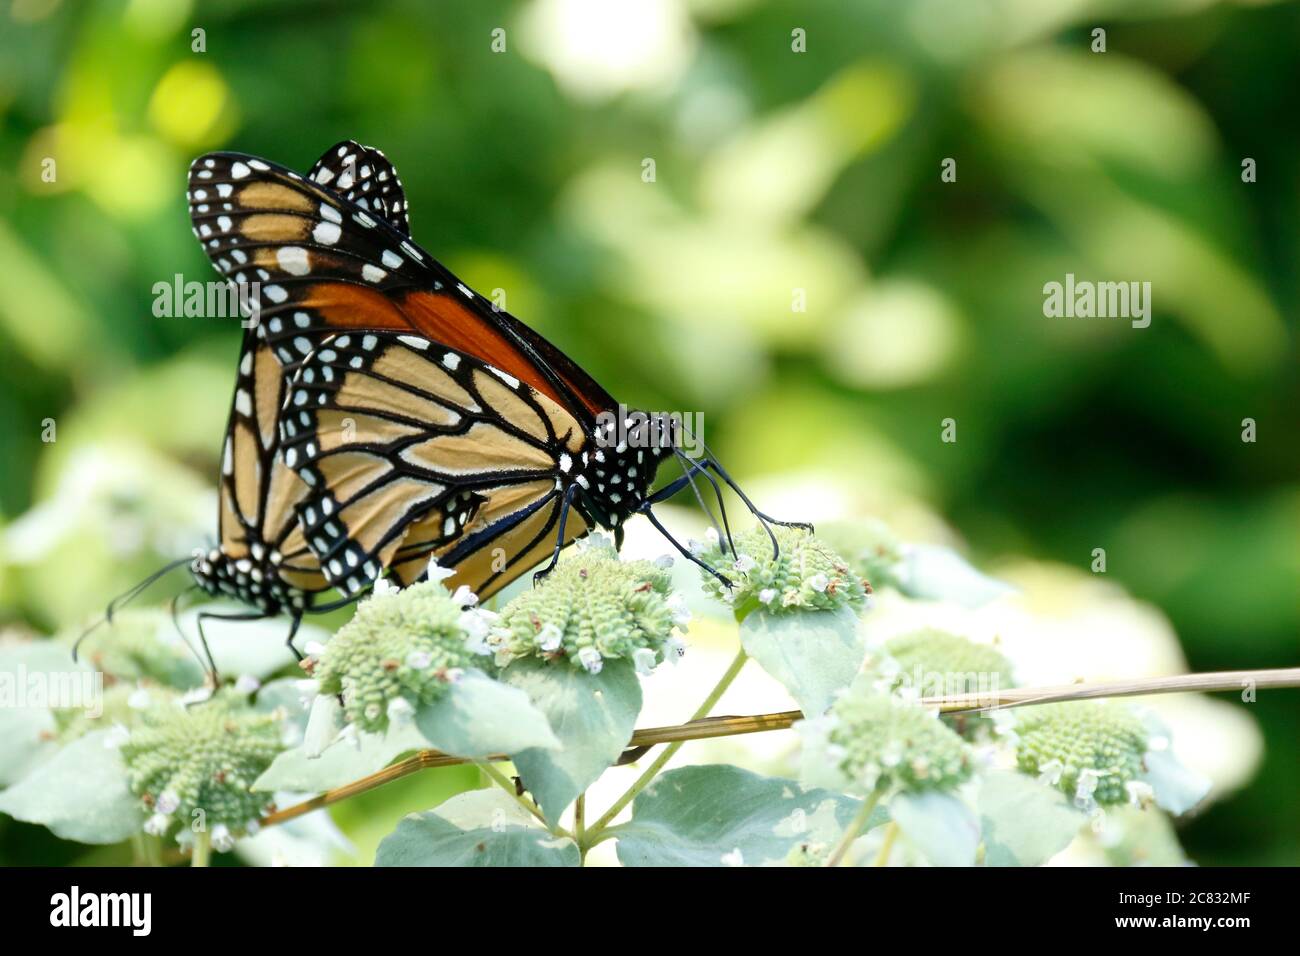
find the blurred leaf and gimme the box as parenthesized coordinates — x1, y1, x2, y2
(374, 790, 578, 867)
(614, 764, 873, 867)
(889, 788, 979, 867)
(739, 606, 864, 716)
(0, 730, 142, 844)
(978, 770, 1083, 867)
(897, 544, 1015, 607)
(1142, 748, 1211, 816)
(0, 221, 94, 371)
(414, 670, 559, 758)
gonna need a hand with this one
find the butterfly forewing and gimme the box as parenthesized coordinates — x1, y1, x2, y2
(305, 140, 411, 235)
(187, 149, 610, 423)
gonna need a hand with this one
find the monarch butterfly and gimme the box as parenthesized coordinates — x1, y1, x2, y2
(184, 142, 802, 601)
(84, 140, 800, 670)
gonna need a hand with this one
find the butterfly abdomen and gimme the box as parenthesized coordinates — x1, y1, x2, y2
(191, 546, 309, 615)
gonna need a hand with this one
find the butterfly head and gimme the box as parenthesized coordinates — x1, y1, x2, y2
(575, 409, 679, 531)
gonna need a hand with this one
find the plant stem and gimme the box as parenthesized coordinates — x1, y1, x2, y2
(575, 793, 587, 865)
(476, 760, 552, 829)
(873, 822, 899, 867)
(585, 648, 749, 837)
(258, 666, 1300, 830)
(191, 830, 211, 868)
(826, 790, 881, 867)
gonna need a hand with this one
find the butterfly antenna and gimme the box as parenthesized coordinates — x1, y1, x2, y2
(73, 555, 194, 662)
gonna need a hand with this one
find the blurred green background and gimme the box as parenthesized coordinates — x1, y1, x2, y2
(0, 0, 1296, 864)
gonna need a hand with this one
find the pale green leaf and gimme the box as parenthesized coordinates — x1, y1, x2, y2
(740, 606, 864, 716)
(502, 657, 641, 826)
(375, 789, 578, 867)
(890, 789, 979, 867)
(0, 730, 143, 844)
(253, 720, 427, 793)
(614, 764, 875, 867)
(1140, 749, 1210, 816)
(414, 669, 559, 758)
(978, 770, 1083, 866)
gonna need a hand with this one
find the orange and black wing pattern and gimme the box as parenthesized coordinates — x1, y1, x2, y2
(186, 145, 613, 426)
(279, 332, 591, 600)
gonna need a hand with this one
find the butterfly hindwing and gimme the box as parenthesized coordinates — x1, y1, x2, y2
(279, 332, 590, 599)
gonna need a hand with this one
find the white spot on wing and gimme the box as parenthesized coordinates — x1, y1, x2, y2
(489, 367, 520, 389)
(277, 246, 311, 275)
(313, 221, 341, 246)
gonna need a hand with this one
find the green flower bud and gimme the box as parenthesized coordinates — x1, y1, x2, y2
(882, 629, 1015, 689)
(496, 538, 685, 673)
(66, 610, 197, 687)
(805, 677, 971, 795)
(816, 518, 904, 589)
(1015, 702, 1149, 807)
(316, 580, 485, 733)
(873, 629, 1016, 741)
(697, 526, 868, 615)
(53, 683, 176, 743)
(120, 690, 285, 844)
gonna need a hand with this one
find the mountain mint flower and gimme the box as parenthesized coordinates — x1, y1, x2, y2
(1015, 702, 1150, 808)
(315, 579, 483, 734)
(696, 526, 868, 615)
(801, 677, 971, 795)
(119, 690, 285, 846)
(816, 518, 905, 590)
(870, 629, 1016, 738)
(881, 629, 1015, 691)
(66, 610, 196, 687)
(54, 683, 174, 744)
(495, 538, 684, 671)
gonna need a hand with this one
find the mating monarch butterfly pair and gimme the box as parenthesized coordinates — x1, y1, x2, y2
(85, 141, 803, 673)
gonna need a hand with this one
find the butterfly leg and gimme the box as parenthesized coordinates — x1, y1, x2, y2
(167, 587, 210, 678)
(638, 502, 733, 590)
(194, 610, 268, 690)
(650, 458, 779, 559)
(284, 613, 304, 663)
(698, 459, 814, 560)
(669, 448, 737, 558)
(534, 484, 580, 587)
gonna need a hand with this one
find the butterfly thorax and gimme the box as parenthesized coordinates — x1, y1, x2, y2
(573, 410, 678, 531)
(191, 547, 308, 616)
